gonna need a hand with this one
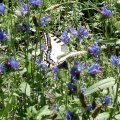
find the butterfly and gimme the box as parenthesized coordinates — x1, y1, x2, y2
(32, 32, 86, 67)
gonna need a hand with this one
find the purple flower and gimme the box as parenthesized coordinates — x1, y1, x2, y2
(103, 96, 111, 105)
(60, 31, 70, 44)
(80, 86, 86, 94)
(88, 63, 100, 75)
(69, 27, 78, 37)
(110, 55, 120, 67)
(70, 61, 80, 82)
(51, 66, 58, 73)
(78, 62, 86, 72)
(0, 29, 7, 41)
(66, 111, 73, 120)
(0, 3, 5, 15)
(37, 63, 47, 73)
(53, 72, 58, 80)
(70, 61, 86, 83)
(100, 96, 111, 105)
(78, 26, 88, 41)
(101, 4, 112, 17)
(41, 43, 46, 51)
(19, 3, 28, 15)
(86, 104, 92, 112)
(40, 15, 50, 27)
(53, 105, 59, 112)
(41, 63, 47, 70)
(0, 64, 4, 73)
(35, 57, 41, 65)
(7, 57, 18, 70)
(16, 23, 29, 32)
(67, 82, 77, 94)
(88, 43, 100, 56)
(29, 0, 42, 6)
(51, 66, 58, 80)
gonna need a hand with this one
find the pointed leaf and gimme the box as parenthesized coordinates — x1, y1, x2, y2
(36, 105, 52, 120)
(95, 112, 109, 120)
(115, 114, 120, 119)
(19, 82, 31, 96)
(85, 77, 115, 96)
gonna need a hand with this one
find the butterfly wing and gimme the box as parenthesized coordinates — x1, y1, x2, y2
(43, 33, 87, 65)
(57, 51, 87, 65)
(48, 33, 70, 63)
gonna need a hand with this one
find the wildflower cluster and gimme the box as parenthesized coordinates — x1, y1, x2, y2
(0, 3, 5, 15)
(35, 57, 46, 73)
(0, 56, 18, 74)
(0, 0, 118, 120)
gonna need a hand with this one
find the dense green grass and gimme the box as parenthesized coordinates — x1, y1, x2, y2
(0, 0, 120, 119)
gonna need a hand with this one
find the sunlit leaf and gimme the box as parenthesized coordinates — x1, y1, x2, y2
(19, 82, 31, 96)
(85, 77, 115, 96)
(36, 105, 52, 120)
(94, 112, 109, 120)
(115, 114, 120, 119)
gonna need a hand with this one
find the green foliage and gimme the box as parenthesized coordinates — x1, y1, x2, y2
(0, 0, 120, 120)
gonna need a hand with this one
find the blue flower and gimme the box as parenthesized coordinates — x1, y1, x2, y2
(70, 61, 86, 83)
(37, 62, 47, 73)
(16, 23, 29, 32)
(110, 55, 120, 67)
(67, 82, 77, 94)
(35, 57, 41, 65)
(7, 57, 18, 70)
(29, 0, 42, 6)
(40, 15, 50, 27)
(70, 61, 80, 82)
(19, 3, 28, 15)
(41, 63, 47, 71)
(78, 26, 88, 42)
(53, 72, 58, 80)
(60, 31, 70, 44)
(0, 29, 7, 41)
(66, 111, 73, 120)
(88, 43, 100, 56)
(69, 27, 78, 37)
(88, 63, 100, 75)
(51, 66, 58, 80)
(80, 86, 86, 94)
(0, 64, 4, 73)
(51, 66, 58, 73)
(41, 43, 46, 51)
(0, 3, 5, 15)
(101, 4, 112, 17)
(53, 105, 59, 112)
(86, 104, 92, 112)
(100, 96, 111, 105)
(78, 62, 86, 72)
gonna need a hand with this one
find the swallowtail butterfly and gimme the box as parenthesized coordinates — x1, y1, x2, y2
(33, 32, 86, 67)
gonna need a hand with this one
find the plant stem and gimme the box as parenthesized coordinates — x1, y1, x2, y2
(109, 67, 120, 118)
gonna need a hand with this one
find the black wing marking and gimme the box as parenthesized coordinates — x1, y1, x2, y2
(43, 33, 54, 66)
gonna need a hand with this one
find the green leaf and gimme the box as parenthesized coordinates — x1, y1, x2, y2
(85, 77, 115, 96)
(115, 114, 120, 119)
(0, 97, 14, 118)
(36, 105, 52, 120)
(27, 61, 32, 74)
(116, 39, 120, 44)
(94, 112, 109, 120)
(100, 38, 117, 45)
(19, 82, 31, 96)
